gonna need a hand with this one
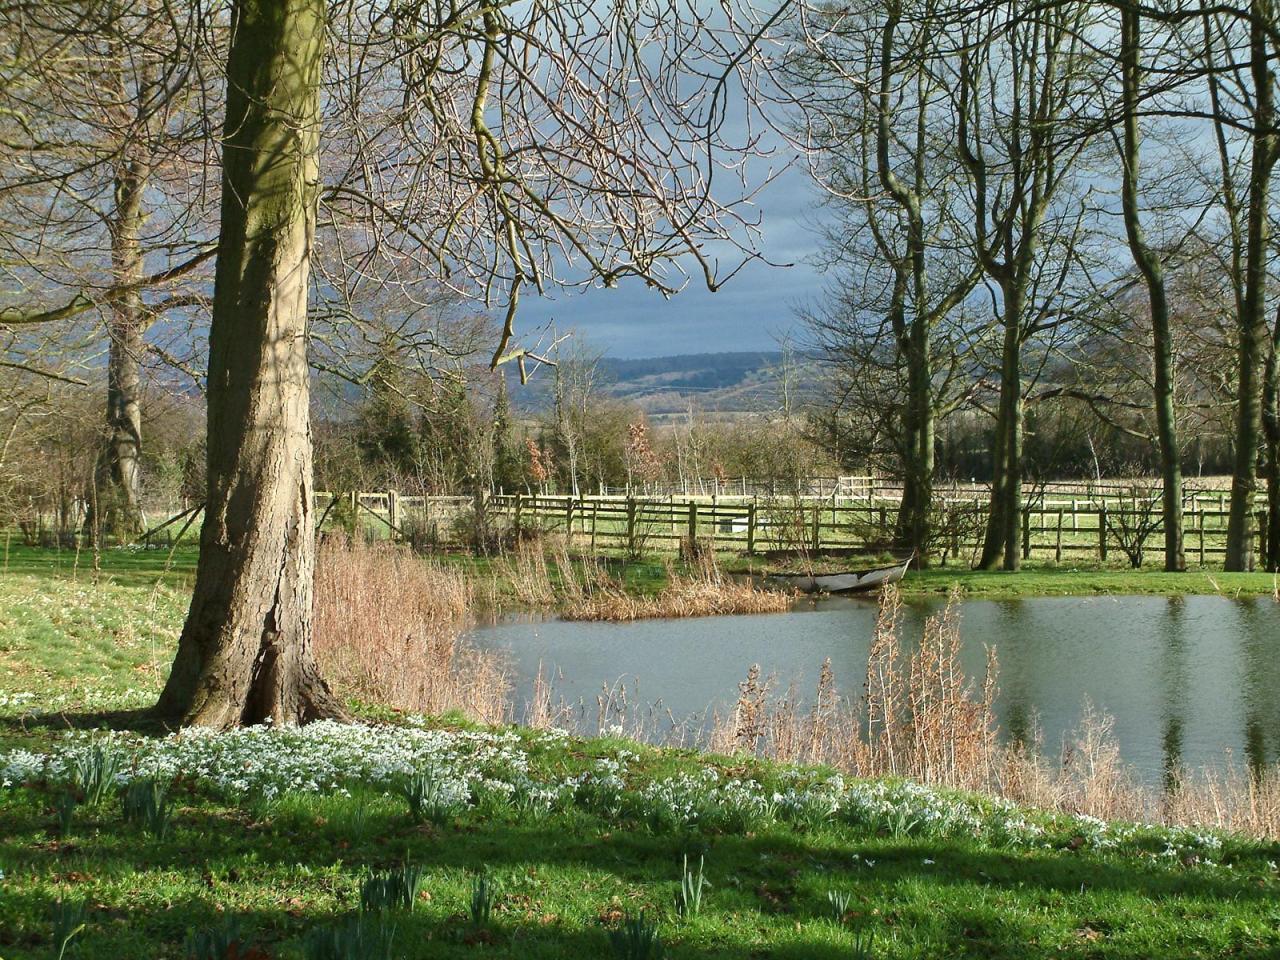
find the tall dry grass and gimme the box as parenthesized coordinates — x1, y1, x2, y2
(563, 547, 792, 622)
(709, 585, 1280, 839)
(313, 536, 511, 723)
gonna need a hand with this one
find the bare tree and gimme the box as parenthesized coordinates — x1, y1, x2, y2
(1114, 6, 1186, 571)
(790, 0, 983, 564)
(955, 0, 1096, 571)
(0, 2, 218, 536)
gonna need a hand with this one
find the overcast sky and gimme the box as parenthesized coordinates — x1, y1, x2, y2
(520, 156, 826, 359)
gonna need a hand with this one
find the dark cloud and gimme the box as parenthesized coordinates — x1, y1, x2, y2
(522, 156, 825, 358)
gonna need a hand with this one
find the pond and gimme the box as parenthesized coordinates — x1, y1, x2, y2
(469, 595, 1280, 784)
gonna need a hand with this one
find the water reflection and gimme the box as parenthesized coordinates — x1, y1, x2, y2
(470, 594, 1280, 784)
(1159, 596, 1188, 790)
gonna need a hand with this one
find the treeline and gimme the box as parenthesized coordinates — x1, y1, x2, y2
(315, 352, 835, 500)
(789, 0, 1280, 572)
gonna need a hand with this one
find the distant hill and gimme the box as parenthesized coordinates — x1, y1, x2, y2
(509, 350, 817, 417)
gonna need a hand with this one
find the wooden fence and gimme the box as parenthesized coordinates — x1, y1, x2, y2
(308, 489, 1270, 565)
(15, 482, 1270, 567)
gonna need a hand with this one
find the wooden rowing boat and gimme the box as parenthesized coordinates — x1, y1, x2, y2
(766, 556, 912, 595)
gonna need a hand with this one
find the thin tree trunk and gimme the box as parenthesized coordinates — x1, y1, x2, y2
(980, 296, 1022, 571)
(895, 326, 934, 564)
(155, 0, 345, 728)
(1263, 305, 1280, 571)
(98, 157, 148, 538)
(1118, 8, 1184, 572)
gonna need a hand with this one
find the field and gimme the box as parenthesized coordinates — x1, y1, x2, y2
(3, 548, 1280, 958)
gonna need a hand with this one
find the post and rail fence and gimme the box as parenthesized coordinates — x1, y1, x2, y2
(9, 476, 1272, 567)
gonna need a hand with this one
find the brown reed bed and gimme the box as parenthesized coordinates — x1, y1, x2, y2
(705, 584, 1280, 839)
(562, 548, 793, 622)
(313, 535, 511, 723)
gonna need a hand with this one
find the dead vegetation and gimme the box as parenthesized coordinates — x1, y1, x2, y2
(706, 584, 1280, 839)
(487, 536, 793, 622)
(313, 536, 511, 723)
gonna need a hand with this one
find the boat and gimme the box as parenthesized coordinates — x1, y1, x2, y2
(766, 556, 912, 595)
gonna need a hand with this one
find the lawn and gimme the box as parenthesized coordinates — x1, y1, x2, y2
(2, 546, 1280, 958)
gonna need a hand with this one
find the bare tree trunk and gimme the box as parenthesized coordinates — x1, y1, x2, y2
(980, 295, 1022, 571)
(95, 157, 148, 539)
(155, 0, 345, 728)
(896, 324, 934, 563)
(1225, 0, 1278, 572)
(1263, 305, 1280, 571)
(1118, 8, 1184, 572)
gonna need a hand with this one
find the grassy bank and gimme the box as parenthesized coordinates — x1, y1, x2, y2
(4, 719, 1280, 960)
(897, 564, 1279, 599)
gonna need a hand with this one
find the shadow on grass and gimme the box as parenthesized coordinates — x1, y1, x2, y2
(0, 707, 177, 740)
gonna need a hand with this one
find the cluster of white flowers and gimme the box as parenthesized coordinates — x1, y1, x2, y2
(0, 720, 1243, 864)
(3, 720, 537, 801)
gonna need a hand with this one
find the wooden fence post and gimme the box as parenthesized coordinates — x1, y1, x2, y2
(812, 506, 821, 552)
(746, 502, 757, 555)
(514, 493, 523, 538)
(591, 501, 599, 551)
(687, 500, 698, 544)
(626, 497, 637, 555)
(1055, 510, 1063, 562)
(387, 490, 399, 539)
(1021, 507, 1031, 560)
(1098, 506, 1108, 561)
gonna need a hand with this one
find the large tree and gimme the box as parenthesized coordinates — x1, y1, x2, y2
(155, 0, 774, 727)
(154, 0, 340, 726)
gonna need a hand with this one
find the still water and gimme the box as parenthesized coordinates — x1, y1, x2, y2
(470, 595, 1280, 783)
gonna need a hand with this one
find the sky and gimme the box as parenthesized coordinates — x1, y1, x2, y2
(519, 158, 827, 360)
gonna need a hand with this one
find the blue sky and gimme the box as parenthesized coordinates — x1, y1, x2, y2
(520, 158, 826, 359)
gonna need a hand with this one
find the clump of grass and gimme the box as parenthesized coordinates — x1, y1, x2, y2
(360, 863, 425, 913)
(51, 898, 88, 960)
(826, 888, 851, 923)
(398, 770, 463, 825)
(186, 918, 263, 960)
(468, 870, 499, 926)
(54, 791, 77, 836)
(121, 778, 171, 838)
(313, 536, 510, 723)
(70, 745, 120, 806)
(674, 854, 708, 919)
(608, 912, 665, 960)
(303, 915, 397, 960)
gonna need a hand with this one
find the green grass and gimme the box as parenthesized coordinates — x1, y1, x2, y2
(2, 549, 1280, 958)
(898, 563, 1280, 599)
(3, 763, 1279, 960)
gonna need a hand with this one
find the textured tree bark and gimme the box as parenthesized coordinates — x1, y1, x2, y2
(154, 0, 345, 728)
(94, 156, 149, 539)
(1119, 8, 1184, 572)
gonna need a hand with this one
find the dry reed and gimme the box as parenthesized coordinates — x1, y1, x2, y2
(563, 549, 792, 622)
(313, 536, 511, 723)
(708, 584, 1280, 839)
